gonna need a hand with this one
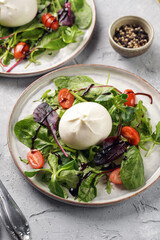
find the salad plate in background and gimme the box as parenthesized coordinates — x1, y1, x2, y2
(0, 0, 96, 77)
(8, 64, 160, 206)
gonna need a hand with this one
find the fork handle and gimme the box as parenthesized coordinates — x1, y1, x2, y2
(0, 180, 30, 240)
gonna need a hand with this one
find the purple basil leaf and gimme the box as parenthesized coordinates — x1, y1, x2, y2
(33, 103, 68, 157)
(58, 2, 75, 26)
(95, 141, 127, 166)
(95, 124, 126, 166)
(103, 124, 122, 148)
(46, 110, 59, 135)
(103, 136, 118, 149)
(33, 102, 54, 127)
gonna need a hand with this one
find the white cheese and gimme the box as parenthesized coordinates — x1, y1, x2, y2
(0, 0, 37, 27)
(59, 102, 112, 150)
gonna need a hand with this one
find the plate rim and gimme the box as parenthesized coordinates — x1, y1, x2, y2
(0, 0, 96, 78)
(7, 64, 160, 207)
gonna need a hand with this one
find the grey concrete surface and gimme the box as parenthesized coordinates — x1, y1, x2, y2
(0, 0, 160, 239)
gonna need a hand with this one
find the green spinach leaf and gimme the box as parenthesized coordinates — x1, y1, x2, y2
(120, 146, 145, 190)
(54, 75, 94, 90)
(14, 116, 57, 155)
(24, 168, 52, 178)
(48, 176, 68, 198)
(78, 172, 101, 202)
(57, 170, 80, 189)
(74, 1, 92, 29)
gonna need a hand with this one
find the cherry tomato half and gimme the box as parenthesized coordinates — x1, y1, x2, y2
(14, 42, 29, 59)
(42, 13, 59, 30)
(109, 168, 122, 185)
(121, 126, 140, 145)
(124, 89, 135, 107)
(27, 149, 44, 169)
(58, 88, 74, 109)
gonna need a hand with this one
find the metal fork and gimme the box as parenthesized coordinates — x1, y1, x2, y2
(0, 180, 31, 240)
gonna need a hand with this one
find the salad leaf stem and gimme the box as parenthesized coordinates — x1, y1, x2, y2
(52, 0, 62, 12)
(6, 58, 24, 73)
(145, 143, 155, 157)
(50, 127, 69, 157)
(69, 90, 87, 102)
(0, 33, 15, 40)
(0, 60, 7, 67)
(106, 73, 110, 85)
(63, 146, 76, 153)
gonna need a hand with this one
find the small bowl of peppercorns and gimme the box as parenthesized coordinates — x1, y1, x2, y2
(109, 16, 154, 58)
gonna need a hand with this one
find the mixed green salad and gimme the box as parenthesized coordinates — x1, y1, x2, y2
(14, 75, 160, 202)
(0, 0, 92, 72)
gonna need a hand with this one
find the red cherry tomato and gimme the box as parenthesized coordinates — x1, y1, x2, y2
(109, 168, 122, 185)
(27, 149, 44, 169)
(42, 13, 52, 25)
(14, 42, 29, 59)
(42, 13, 59, 30)
(124, 89, 135, 107)
(58, 88, 74, 109)
(51, 21, 59, 31)
(121, 126, 140, 145)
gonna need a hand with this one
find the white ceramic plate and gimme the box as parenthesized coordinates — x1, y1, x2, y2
(0, 0, 96, 78)
(8, 64, 160, 207)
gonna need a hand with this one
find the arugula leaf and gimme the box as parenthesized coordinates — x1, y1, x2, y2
(41, 89, 52, 101)
(51, 0, 62, 12)
(105, 94, 136, 135)
(152, 122, 160, 143)
(120, 146, 145, 190)
(40, 89, 59, 106)
(29, 48, 46, 64)
(129, 100, 160, 152)
(105, 179, 112, 194)
(62, 25, 83, 43)
(2, 50, 14, 65)
(19, 157, 29, 165)
(130, 101, 152, 137)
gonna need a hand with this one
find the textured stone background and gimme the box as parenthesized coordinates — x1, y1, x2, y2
(0, 0, 160, 239)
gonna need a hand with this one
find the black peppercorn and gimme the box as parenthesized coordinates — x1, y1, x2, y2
(113, 24, 149, 48)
